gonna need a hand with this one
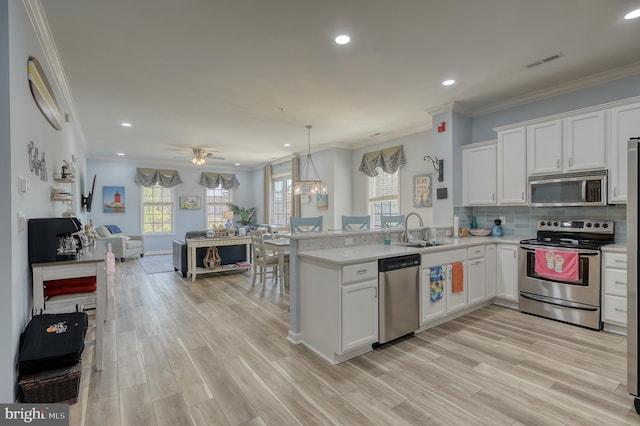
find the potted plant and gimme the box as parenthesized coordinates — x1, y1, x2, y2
(227, 203, 257, 227)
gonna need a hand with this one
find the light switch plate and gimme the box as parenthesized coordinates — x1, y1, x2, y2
(18, 176, 29, 194)
(345, 238, 354, 246)
(17, 212, 26, 231)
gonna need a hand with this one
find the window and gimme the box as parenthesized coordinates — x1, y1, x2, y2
(142, 185, 174, 234)
(206, 187, 232, 229)
(271, 174, 292, 227)
(367, 169, 400, 228)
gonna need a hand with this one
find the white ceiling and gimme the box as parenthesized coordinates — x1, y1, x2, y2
(40, 0, 640, 169)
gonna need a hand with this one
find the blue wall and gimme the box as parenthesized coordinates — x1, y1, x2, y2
(471, 74, 640, 143)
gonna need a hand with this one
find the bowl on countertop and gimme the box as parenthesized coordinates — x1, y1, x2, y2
(469, 228, 492, 236)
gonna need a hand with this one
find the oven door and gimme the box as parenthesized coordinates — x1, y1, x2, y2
(519, 244, 601, 307)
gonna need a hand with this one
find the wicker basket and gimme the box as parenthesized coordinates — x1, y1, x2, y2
(214, 229, 233, 238)
(19, 362, 81, 404)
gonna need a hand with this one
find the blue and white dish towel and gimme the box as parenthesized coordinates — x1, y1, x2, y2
(430, 266, 444, 302)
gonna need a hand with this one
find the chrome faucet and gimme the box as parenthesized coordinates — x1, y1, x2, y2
(400, 212, 427, 243)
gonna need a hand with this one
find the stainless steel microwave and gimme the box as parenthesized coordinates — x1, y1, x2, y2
(529, 170, 607, 207)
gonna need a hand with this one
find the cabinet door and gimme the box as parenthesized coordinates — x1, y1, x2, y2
(463, 144, 497, 205)
(497, 128, 527, 205)
(527, 120, 563, 175)
(609, 103, 640, 203)
(446, 263, 467, 314)
(497, 245, 519, 302)
(485, 244, 497, 300)
(467, 258, 486, 306)
(565, 111, 606, 172)
(421, 268, 445, 323)
(341, 280, 378, 353)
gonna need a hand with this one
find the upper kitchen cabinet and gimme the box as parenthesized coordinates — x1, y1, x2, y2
(497, 128, 527, 205)
(528, 112, 606, 176)
(608, 102, 640, 203)
(463, 141, 497, 206)
(527, 120, 563, 175)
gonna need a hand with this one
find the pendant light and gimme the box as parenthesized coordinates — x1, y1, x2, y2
(293, 125, 327, 195)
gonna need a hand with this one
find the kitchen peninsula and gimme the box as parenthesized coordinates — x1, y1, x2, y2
(287, 228, 520, 364)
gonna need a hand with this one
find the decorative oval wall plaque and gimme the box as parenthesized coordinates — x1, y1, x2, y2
(27, 56, 62, 130)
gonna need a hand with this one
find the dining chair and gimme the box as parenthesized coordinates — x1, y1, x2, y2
(381, 215, 405, 229)
(250, 231, 281, 287)
(342, 215, 370, 231)
(290, 216, 323, 233)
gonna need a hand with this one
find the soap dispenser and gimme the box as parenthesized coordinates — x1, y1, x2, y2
(492, 219, 503, 237)
(470, 216, 478, 229)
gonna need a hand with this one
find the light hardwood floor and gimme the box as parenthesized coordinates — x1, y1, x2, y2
(70, 257, 640, 425)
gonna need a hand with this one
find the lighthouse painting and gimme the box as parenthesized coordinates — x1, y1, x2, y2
(103, 186, 125, 213)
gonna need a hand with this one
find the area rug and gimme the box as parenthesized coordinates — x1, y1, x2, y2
(137, 254, 174, 274)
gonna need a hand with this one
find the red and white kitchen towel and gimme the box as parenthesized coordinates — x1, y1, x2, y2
(534, 248, 579, 281)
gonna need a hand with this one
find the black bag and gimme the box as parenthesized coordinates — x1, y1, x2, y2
(19, 312, 88, 373)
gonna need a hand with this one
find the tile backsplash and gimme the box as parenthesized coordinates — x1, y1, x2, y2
(454, 204, 627, 243)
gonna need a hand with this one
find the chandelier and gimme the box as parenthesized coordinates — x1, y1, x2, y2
(191, 148, 207, 166)
(293, 125, 327, 195)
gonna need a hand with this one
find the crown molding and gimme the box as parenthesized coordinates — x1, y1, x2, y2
(23, 0, 87, 152)
(474, 61, 640, 117)
(425, 101, 473, 118)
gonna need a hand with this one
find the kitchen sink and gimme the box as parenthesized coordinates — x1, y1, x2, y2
(398, 240, 447, 248)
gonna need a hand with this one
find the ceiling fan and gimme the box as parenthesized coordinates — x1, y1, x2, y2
(169, 146, 225, 165)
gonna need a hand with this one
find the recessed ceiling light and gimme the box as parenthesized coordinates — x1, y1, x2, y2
(284, 143, 291, 147)
(625, 8, 640, 19)
(442, 79, 455, 86)
(117, 152, 125, 156)
(335, 35, 350, 45)
(121, 122, 132, 127)
(235, 163, 240, 166)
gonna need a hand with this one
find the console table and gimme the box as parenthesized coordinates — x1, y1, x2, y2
(31, 245, 106, 371)
(187, 236, 251, 281)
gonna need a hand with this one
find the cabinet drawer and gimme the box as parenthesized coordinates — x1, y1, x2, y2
(343, 262, 378, 284)
(467, 246, 485, 259)
(603, 294, 627, 325)
(603, 253, 627, 269)
(604, 268, 627, 297)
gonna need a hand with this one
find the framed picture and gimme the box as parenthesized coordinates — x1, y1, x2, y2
(413, 174, 432, 207)
(103, 186, 125, 213)
(316, 194, 328, 210)
(180, 196, 201, 210)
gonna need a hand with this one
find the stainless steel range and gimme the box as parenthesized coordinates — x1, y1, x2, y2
(518, 219, 614, 330)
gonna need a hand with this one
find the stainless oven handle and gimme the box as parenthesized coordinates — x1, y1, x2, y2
(519, 244, 600, 255)
(519, 291, 598, 311)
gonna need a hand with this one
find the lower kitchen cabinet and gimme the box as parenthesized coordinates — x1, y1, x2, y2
(299, 258, 378, 364)
(602, 251, 628, 333)
(496, 243, 519, 303)
(421, 268, 445, 323)
(467, 246, 486, 307)
(485, 244, 497, 300)
(341, 280, 378, 352)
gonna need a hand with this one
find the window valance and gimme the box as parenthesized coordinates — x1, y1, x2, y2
(198, 172, 240, 190)
(134, 168, 182, 187)
(358, 145, 406, 177)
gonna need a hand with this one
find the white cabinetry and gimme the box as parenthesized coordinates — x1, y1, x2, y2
(497, 128, 527, 205)
(485, 244, 497, 300)
(528, 112, 606, 176)
(463, 141, 497, 206)
(527, 120, 563, 175)
(299, 259, 378, 364)
(467, 246, 486, 307)
(421, 268, 445, 323)
(608, 103, 640, 203)
(421, 249, 467, 320)
(602, 252, 628, 332)
(564, 111, 606, 172)
(496, 244, 519, 303)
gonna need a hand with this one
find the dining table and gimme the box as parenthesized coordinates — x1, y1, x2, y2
(263, 237, 290, 287)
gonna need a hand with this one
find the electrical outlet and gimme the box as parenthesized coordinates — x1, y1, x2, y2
(499, 216, 506, 224)
(345, 237, 354, 246)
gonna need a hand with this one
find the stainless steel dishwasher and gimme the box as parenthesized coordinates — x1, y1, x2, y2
(378, 254, 421, 344)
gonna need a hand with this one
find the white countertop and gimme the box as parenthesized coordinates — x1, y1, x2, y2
(602, 243, 627, 253)
(297, 236, 519, 265)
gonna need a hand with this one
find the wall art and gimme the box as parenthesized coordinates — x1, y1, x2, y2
(27, 141, 47, 181)
(413, 173, 433, 207)
(316, 194, 328, 210)
(103, 186, 125, 213)
(180, 196, 201, 210)
(27, 56, 62, 130)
